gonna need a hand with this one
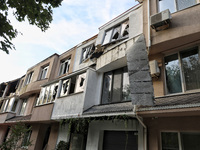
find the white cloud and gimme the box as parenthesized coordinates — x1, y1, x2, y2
(0, 0, 138, 83)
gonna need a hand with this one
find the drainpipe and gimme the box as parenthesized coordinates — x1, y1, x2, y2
(134, 105, 147, 150)
(147, 0, 151, 49)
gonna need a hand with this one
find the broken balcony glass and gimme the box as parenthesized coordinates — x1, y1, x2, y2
(60, 79, 70, 96)
(75, 73, 86, 93)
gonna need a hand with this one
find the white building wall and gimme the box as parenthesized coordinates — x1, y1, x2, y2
(86, 120, 144, 150)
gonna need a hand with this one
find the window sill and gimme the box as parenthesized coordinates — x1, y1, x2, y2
(160, 89, 200, 98)
(35, 102, 54, 107)
(59, 91, 84, 98)
(101, 100, 131, 105)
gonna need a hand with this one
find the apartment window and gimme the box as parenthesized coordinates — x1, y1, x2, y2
(59, 57, 71, 76)
(19, 99, 27, 116)
(36, 83, 58, 106)
(60, 72, 86, 97)
(158, 0, 197, 13)
(161, 132, 200, 150)
(101, 67, 131, 104)
(0, 99, 9, 113)
(81, 44, 95, 63)
(25, 72, 33, 85)
(6, 97, 15, 112)
(102, 20, 129, 45)
(165, 47, 200, 94)
(39, 66, 49, 80)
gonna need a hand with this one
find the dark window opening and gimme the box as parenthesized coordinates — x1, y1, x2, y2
(42, 126, 51, 150)
(103, 131, 138, 150)
(69, 76, 76, 94)
(101, 67, 131, 104)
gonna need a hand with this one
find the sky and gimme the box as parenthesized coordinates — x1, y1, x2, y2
(0, 0, 138, 83)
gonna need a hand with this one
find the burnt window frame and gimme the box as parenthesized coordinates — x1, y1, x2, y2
(101, 66, 131, 105)
(102, 20, 129, 46)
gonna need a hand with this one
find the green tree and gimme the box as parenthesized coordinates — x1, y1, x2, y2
(0, 123, 32, 150)
(0, 0, 63, 54)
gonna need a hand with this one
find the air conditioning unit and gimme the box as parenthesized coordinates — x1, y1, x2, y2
(149, 60, 160, 77)
(150, 9, 171, 31)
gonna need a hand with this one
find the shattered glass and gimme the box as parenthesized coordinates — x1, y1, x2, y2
(75, 73, 86, 93)
(60, 79, 70, 96)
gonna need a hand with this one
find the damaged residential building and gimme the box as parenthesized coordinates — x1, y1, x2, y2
(0, 0, 200, 150)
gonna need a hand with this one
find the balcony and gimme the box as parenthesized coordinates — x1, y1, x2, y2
(0, 112, 15, 123)
(31, 103, 54, 122)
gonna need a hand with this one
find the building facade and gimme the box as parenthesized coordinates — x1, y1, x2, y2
(0, 1, 200, 150)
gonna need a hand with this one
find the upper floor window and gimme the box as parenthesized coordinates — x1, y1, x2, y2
(159, 0, 197, 13)
(59, 58, 71, 76)
(101, 67, 131, 104)
(25, 72, 33, 85)
(36, 83, 58, 106)
(60, 72, 86, 97)
(102, 20, 129, 45)
(39, 66, 49, 80)
(81, 44, 95, 63)
(165, 47, 200, 94)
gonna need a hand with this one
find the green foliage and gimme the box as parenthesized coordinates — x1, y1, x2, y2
(56, 140, 69, 150)
(0, 0, 63, 54)
(0, 123, 32, 150)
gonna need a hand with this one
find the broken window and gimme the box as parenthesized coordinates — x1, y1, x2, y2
(75, 73, 86, 93)
(101, 67, 131, 104)
(25, 72, 33, 85)
(60, 72, 87, 97)
(60, 79, 70, 96)
(39, 66, 49, 80)
(0, 100, 9, 113)
(36, 83, 58, 106)
(102, 20, 129, 45)
(81, 44, 95, 63)
(59, 58, 71, 76)
(43, 86, 50, 104)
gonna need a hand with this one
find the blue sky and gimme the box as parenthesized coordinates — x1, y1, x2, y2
(0, 0, 138, 83)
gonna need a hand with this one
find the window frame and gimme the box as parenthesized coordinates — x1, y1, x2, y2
(36, 83, 58, 106)
(102, 20, 129, 46)
(101, 67, 131, 104)
(161, 131, 200, 150)
(58, 57, 71, 76)
(39, 65, 49, 80)
(164, 46, 200, 95)
(25, 72, 33, 85)
(19, 99, 27, 116)
(60, 72, 87, 97)
(158, 0, 197, 13)
(81, 44, 95, 63)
